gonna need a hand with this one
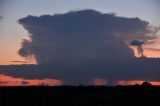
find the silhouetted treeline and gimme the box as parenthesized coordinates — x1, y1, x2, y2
(0, 84, 160, 106)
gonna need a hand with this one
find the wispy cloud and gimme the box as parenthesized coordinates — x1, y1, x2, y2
(0, 16, 3, 19)
(10, 60, 29, 64)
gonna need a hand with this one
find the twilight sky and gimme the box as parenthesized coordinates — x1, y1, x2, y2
(0, 0, 160, 86)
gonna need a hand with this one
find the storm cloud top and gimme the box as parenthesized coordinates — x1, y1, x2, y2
(18, 10, 152, 64)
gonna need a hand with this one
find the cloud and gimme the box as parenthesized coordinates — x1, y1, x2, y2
(0, 10, 160, 85)
(18, 9, 153, 64)
(0, 16, 3, 21)
(130, 40, 144, 46)
(130, 40, 145, 57)
(11, 60, 29, 64)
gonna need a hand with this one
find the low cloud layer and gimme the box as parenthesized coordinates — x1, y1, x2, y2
(0, 58, 160, 85)
(0, 10, 160, 85)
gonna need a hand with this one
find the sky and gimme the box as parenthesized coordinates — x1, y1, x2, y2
(0, 0, 160, 86)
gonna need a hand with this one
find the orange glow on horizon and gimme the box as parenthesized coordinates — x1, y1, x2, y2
(115, 80, 160, 86)
(91, 78, 108, 86)
(0, 74, 63, 86)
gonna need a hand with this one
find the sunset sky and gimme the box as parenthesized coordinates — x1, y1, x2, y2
(0, 0, 160, 86)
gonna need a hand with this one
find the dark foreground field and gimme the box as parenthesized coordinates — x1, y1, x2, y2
(0, 84, 160, 106)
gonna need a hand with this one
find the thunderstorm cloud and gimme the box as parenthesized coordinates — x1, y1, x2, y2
(0, 10, 160, 85)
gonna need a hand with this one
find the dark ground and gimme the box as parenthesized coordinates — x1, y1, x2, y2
(0, 84, 160, 106)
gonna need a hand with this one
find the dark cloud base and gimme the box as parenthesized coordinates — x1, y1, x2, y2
(0, 58, 160, 85)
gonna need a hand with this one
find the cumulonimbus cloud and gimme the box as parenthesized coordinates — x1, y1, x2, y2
(18, 9, 154, 64)
(0, 10, 160, 85)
